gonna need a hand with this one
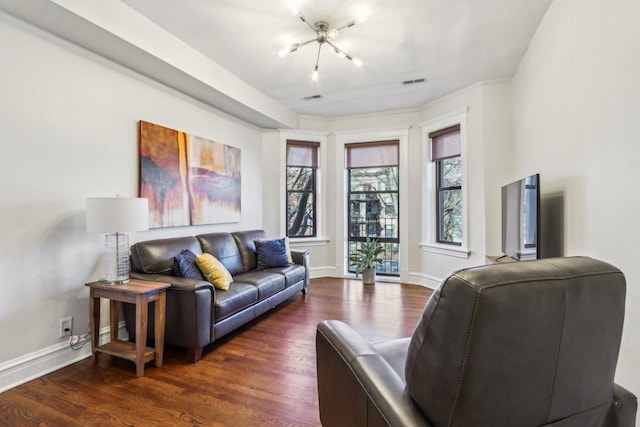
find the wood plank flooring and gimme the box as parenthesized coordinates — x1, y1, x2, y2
(0, 278, 432, 426)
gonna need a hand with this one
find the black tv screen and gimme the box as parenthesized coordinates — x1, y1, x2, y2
(501, 174, 540, 260)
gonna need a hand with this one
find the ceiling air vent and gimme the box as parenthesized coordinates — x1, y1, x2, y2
(303, 94, 322, 100)
(402, 78, 426, 85)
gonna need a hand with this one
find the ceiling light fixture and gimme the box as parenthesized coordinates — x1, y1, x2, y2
(279, 11, 364, 82)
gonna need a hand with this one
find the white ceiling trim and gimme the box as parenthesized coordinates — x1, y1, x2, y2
(0, 0, 299, 129)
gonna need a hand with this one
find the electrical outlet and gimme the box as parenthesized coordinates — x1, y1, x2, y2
(59, 317, 73, 338)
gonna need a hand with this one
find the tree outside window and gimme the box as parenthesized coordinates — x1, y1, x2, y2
(436, 157, 462, 244)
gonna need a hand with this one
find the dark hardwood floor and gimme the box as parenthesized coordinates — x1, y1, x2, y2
(0, 278, 432, 426)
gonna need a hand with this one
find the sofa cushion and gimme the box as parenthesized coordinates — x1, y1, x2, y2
(265, 264, 306, 288)
(173, 249, 205, 280)
(215, 283, 258, 321)
(196, 253, 233, 291)
(233, 271, 285, 300)
(255, 238, 290, 269)
(232, 230, 267, 272)
(131, 236, 202, 275)
(196, 233, 245, 276)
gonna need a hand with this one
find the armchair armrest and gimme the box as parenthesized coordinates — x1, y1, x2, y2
(607, 383, 638, 427)
(316, 320, 432, 427)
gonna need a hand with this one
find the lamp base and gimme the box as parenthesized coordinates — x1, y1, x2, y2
(104, 232, 130, 283)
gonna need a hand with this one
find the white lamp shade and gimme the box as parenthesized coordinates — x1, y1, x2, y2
(86, 197, 149, 233)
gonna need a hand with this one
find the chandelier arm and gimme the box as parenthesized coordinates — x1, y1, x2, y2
(297, 12, 319, 33)
(326, 40, 353, 61)
(296, 38, 318, 49)
(314, 42, 323, 69)
(335, 19, 357, 32)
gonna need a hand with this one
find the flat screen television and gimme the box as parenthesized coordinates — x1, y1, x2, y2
(501, 173, 540, 260)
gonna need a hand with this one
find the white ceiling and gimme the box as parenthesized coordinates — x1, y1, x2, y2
(120, 0, 553, 117)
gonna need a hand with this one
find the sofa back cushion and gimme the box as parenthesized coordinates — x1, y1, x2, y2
(130, 236, 202, 275)
(231, 230, 267, 272)
(404, 257, 626, 427)
(196, 233, 245, 276)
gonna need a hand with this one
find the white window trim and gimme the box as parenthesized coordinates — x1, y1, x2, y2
(419, 108, 471, 258)
(279, 130, 328, 242)
(334, 127, 409, 281)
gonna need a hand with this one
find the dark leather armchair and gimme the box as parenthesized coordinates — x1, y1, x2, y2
(316, 257, 637, 426)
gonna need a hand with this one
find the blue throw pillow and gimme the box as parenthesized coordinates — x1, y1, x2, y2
(173, 249, 205, 280)
(254, 238, 290, 269)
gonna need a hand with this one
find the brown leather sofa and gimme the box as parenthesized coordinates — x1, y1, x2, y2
(124, 229, 309, 362)
(316, 257, 637, 426)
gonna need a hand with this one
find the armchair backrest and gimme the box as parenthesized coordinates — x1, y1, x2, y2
(405, 257, 626, 427)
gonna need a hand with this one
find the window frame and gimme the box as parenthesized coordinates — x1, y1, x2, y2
(286, 165, 317, 238)
(286, 140, 319, 239)
(346, 157, 400, 277)
(419, 109, 470, 258)
(335, 128, 409, 282)
(435, 157, 462, 245)
(279, 131, 328, 244)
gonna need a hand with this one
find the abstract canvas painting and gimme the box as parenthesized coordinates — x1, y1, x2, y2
(139, 121, 241, 228)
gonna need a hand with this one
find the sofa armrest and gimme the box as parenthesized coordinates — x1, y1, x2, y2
(290, 249, 310, 290)
(130, 272, 213, 292)
(125, 272, 215, 351)
(316, 320, 432, 427)
(606, 383, 638, 427)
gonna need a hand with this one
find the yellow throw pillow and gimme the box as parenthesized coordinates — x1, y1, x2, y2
(195, 253, 233, 291)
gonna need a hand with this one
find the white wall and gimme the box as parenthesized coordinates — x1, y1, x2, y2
(288, 82, 513, 286)
(10, 0, 635, 402)
(513, 0, 640, 397)
(417, 81, 514, 284)
(0, 11, 263, 389)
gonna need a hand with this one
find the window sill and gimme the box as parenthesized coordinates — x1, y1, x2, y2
(420, 242, 470, 259)
(289, 237, 330, 247)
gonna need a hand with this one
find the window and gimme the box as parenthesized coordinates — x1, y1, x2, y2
(286, 140, 319, 238)
(346, 141, 400, 276)
(430, 125, 462, 246)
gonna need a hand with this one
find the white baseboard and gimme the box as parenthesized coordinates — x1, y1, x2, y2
(310, 267, 442, 290)
(0, 322, 126, 393)
(406, 271, 442, 289)
(309, 266, 338, 278)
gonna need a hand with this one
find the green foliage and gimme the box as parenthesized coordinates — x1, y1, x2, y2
(348, 237, 384, 278)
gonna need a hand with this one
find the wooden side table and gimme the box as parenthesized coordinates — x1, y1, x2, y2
(85, 279, 170, 377)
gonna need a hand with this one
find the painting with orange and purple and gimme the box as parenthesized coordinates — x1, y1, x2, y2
(187, 135, 241, 225)
(139, 121, 241, 228)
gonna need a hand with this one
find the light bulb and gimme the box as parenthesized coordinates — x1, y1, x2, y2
(278, 47, 289, 58)
(353, 58, 363, 67)
(355, 7, 369, 24)
(328, 29, 339, 39)
(311, 70, 319, 82)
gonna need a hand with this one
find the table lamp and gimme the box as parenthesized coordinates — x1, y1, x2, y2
(86, 196, 149, 283)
